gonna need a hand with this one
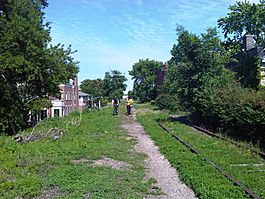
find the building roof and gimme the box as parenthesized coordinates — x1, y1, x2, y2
(79, 91, 90, 97)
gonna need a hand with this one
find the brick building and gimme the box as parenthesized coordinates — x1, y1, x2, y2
(48, 78, 79, 117)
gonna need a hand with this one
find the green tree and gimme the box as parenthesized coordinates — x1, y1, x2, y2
(166, 27, 231, 109)
(0, 0, 79, 134)
(80, 78, 103, 97)
(129, 59, 163, 102)
(218, 0, 265, 52)
(103, 70, 127, 99)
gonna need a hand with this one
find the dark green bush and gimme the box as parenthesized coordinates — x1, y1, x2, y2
(193, 85, 265, 140)
(155, 94, 180, 112)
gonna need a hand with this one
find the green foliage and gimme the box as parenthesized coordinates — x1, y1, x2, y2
(233, 55, 262, 89)
(129, 59, 163, 102)
(155, 94, 180, 112)
(166, 27, 231, 110)
(218, 0, 265, 50)
(194, 84, 265, 141)
(191, 68, 236, 120)
(0, 0, 79, 134)
(80, 78, 103, 97)
(164, 24, 264, 143)
(30, 98, 52, 114)
(103, 70, 127, 100)
(127, 90, 133, 98)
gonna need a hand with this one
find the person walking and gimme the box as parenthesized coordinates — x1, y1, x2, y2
(126, 96, 133, 115)
(112, 96, 119, 115)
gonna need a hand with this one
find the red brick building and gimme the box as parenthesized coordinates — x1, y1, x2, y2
(48, 77, 79, 117)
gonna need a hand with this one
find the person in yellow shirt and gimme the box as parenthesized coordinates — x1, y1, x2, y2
(126, 96, 133, 115)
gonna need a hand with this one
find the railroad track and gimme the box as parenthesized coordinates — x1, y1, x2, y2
(170, 116, 265, 159)
(157, 122, 262, 199)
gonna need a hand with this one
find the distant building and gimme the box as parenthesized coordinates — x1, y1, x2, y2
(29, 77, 90, 125)
(227, 33, 265, 88)
(79, 90, 90, 112)
(48, 77, 80, 118)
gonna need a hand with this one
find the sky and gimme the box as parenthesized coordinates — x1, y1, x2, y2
(44, 0, 260, 92)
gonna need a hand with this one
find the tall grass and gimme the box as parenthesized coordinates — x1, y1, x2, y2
(0, 108, 154, 198)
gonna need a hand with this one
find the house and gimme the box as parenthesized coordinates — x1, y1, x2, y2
(29, 77, 90, 125)
(227, 33, 265, 88)
(48, 77, 92, 117)
(48, 77, 79, 117)
(79, 90, 90, 111)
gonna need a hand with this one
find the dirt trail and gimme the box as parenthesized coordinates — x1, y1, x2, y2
(121, 111, 197, 199)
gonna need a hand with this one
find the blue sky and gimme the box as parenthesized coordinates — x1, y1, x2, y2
(45, 0, 260, 92)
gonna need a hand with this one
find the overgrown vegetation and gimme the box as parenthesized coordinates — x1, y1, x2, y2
(130, 0, 265, 145)
(0, 0, 79, 135)
(0, 108, 155, 198)
(154, 94, 180, 112)
(136, 104, 265, 198)
(192, 84, 265, 144)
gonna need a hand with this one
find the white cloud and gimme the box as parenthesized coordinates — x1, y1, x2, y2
(47, 0, 263, 93)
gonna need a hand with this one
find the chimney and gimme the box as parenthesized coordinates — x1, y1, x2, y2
(243, 33, 255, 51)
(73, 77, 79, 108)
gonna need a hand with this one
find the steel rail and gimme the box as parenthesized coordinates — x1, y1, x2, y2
(169, 116, 265, 159)
(157, 122, 261, 199)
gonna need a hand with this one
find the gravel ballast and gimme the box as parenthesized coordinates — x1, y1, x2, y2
(121, 112, 197, 199)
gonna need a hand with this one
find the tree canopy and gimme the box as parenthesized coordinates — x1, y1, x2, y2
(218, 0, 265, 51)
(103, 70, 127, 99)
(129, 59, 163, 102)
(0, 0, 79, 134)
(80, 78, 103, 97)
(166, 27, 232, 109)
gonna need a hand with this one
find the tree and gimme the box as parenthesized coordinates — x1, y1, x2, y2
(218, 0, 265, 52)
(129, 59, 163, 102)
(80, 78, 103, 97)
(103, 70, 127, 99)
(0, 0, 79, 134)
(166, 27, 231, 109)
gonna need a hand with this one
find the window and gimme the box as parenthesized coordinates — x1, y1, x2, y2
(54, 109, 60, 117)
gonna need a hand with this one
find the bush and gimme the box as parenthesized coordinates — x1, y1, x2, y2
(155, 94, 180, 112)
(100, 98, 109, 107)
(193, 85, 265, 141)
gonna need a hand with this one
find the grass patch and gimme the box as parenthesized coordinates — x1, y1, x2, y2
(0, 108, 154, 198)
(136, 105, 250, 199)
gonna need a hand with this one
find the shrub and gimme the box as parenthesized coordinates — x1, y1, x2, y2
(193, 84, 265, 141)
(155, 94, 180, 112)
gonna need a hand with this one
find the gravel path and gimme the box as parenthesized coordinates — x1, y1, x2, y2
(121, 111, 197, 199)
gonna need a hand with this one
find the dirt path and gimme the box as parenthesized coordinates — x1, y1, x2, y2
(121, 111, 197, 199)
